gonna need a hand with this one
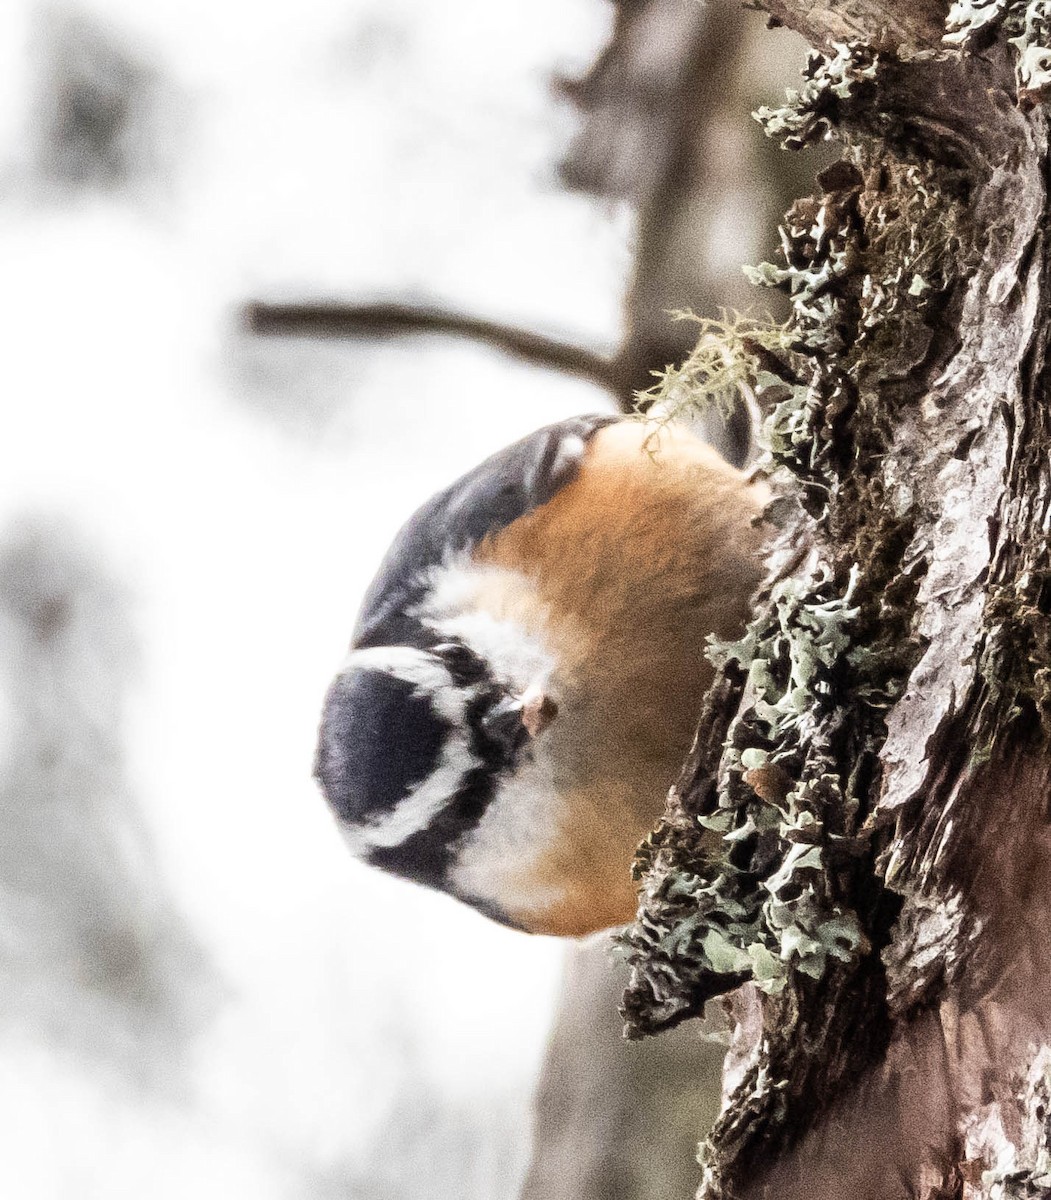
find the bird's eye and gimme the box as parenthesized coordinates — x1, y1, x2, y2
(431, 641, 487, 684)
(479, 695, 530, 758)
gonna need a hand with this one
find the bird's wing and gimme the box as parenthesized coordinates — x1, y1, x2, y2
(354, 414, 618, 647)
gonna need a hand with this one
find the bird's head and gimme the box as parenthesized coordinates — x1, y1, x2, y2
(314, 638, 559, 929)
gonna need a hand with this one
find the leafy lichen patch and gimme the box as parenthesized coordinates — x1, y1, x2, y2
(621, 6, 1051, 1199)
(626, 80, 972, 1025)
(754, 43, 879, 151)
(622, 36, 994, 1193)
(625, 553, 874, 1007)
(945, 0, 1051, 103)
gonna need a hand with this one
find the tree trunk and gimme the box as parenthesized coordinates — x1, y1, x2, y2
(622, 5, 1051, 1198)
(521, 941, 726, 1200)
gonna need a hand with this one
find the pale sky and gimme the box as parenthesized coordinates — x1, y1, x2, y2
(0, 2, 631, 1196)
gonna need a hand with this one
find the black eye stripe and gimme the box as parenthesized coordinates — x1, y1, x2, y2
(462, 686, 525, 770)
(430, 640, 489, 686)
(448, 766, 497, 823)
(368, 826, 450, 890)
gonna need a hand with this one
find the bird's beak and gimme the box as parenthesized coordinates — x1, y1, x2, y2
(520, 685, 558, 737)
(481, 686, 559, 748)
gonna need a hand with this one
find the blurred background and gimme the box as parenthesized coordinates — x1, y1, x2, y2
(0, 2, 812, 1196)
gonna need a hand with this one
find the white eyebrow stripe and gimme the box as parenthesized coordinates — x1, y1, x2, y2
(412, 559, 555, 695)
(337, 726, 478, 853)
(341, 644, 465, 722)
(343, 644, 451, 689)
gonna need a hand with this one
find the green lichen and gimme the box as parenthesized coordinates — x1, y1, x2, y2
(754, 43, 879, 151)
(854, 164, 964, 345)
(626, 555, 881, 999)
(626, 40, 965, 1053)
(945, 0, 1051, 102)
(632, 177, 941, 994)
(702, 564, 872, 991)
(623, 9, 1051, 1194)
(763, 162, 961, 347)
(742, 151, 967, 504)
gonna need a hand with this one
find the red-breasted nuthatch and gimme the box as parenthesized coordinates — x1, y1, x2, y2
(314, 417, 767, 936)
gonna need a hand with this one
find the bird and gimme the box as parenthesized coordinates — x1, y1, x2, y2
(314, 415, 768, 937)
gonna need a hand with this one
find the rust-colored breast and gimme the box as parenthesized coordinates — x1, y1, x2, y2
(475, 420, 768, 937)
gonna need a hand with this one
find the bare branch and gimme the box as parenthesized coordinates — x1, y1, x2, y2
(242, 300, 625, 400)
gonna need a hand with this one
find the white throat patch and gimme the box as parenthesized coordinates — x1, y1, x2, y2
(412, 560, 566, 914)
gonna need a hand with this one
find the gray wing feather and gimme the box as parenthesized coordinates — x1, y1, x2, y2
(354, 414, 618, 647)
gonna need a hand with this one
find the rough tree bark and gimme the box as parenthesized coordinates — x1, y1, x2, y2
(622, 3, 1051, 1198)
